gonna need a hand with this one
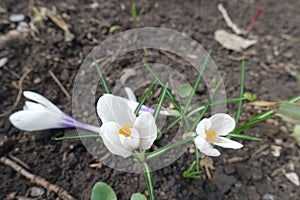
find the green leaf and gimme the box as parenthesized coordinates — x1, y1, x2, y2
(178, 83, 193, 98)
(153, 83, 168, 121)
(134, 81, 157, 116)
(131, 2, 137, 21)
(183, 51, 211, 113)
(94, 59, 111, 94)
(243, 92, 257, 101)
(91, 182, 117, 200)
(235, 60, 245, 123)
(53, 134, 100, 141)
(278, 102, 300, 124)
(130, 193, 147, 200)
(292, 125, 300, 147)
(227, 133, 262, 141)
(109, 25, 121, 33)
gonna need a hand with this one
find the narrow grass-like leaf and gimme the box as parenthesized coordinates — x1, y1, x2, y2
(289, 94, 300, 103)
(134, 81, 157, 116)
(52, 134, 100, 141)
(189, 76, 225, 132)
(167, 97, 246, 130)
(233, 94, 300, 135)
(146, 136, 196, 161)
(235, 60, 245, 123)
(131, 2, 137, 22)
(94, 59, 110, 94)
(227, 133, 262, 141)
(144, 63, 190, 129)
(183, 51, 211, 113)
(153, 83, 168, 120)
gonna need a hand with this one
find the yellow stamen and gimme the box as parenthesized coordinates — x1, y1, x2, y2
(119, 124, 131, 137)
(205, 130, 217, 143)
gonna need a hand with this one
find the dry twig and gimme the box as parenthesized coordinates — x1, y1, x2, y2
(49, 70, 71, 101)
(217, 4, 245, 35)
(0, 156, 75, 200)
(0, 68, 32, 118)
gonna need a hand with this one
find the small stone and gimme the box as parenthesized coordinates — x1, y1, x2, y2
(285, 172, 300, 186)
(263, 194, 275, 200)
(271, 145, 282, 157)
(33, 77, 41, 84)
(9, 14, 25, 22)
(30, 187, 45, 197)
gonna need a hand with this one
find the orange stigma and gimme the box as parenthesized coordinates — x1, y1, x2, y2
(205, 130, 217, 143)
(119, 124, 131, 137)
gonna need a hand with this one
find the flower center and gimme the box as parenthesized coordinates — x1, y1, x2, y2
(119, 124, 131, 137)
(205, 129, 217, 143)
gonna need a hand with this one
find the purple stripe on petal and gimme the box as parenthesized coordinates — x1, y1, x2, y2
(140, 107, 154, 113)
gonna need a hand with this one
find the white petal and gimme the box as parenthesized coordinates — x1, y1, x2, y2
(97, 94, 136, 125)
(194, 136, 220, 157)
(119, 128, 140, 151)
(214, 137, 243, 149)
(196, 118, 211, 138)
(133, 112, 157, 149)
(9, 109, 65, 131)
(125, 87, 137, 102)
(210, 113, 235, 136)
(23, 91, 63, 114)
(100, 122, 132, 158)
(24, 101, 44, 110)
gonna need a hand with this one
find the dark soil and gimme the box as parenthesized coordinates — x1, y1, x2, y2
(1, 0, 300, 199)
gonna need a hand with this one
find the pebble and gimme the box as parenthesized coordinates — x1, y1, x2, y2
(285, 172, 300, 186)
(33, 77, 41, 84)
(30, 187, 45, 197)
(271, 145, 282, 157)
(9, 14, 25, 22)
(263, 194, 275, 200)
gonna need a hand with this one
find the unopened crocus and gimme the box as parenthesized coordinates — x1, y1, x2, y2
(9, 91, 100, 133)
(97, 94, 157, 158)
(194, 113, 243, 157)
(124, 87, 170, 115)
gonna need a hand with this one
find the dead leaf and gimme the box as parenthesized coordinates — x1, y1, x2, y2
(248, 101, 276, 107)
(214, 29, 257, 51)
(46, 7, 75, 42)
(200, 157, 215, 180)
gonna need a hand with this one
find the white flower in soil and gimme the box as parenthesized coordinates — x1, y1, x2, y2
(194, 113, 243, 157)
(9, 91, 100, 133)
(97, 94, 157, 158)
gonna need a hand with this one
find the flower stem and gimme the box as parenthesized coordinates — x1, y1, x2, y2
(141, 161, 156, 200)
(132, 152, 156, 200)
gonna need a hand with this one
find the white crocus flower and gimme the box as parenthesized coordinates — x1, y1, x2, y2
(9, 91, 100, 133)
(124, 87, 170, 116)
(194, 113, 243, 157)
(97, 94, 157, 158)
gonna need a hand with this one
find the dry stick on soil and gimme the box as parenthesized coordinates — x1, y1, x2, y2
(49, 70, 71, 101)
(0, 156, 75, 200)
(217, 4, 245, 35)
(0, 68, 32, 118)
